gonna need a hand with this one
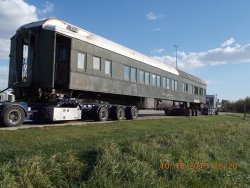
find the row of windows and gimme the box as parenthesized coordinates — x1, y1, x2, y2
(77, 52, 111, 76)
(182, 83, 206, 96)
(76, 52, 205, 96)
(124, 66, 179, 91)
(124, 66, 205, 95)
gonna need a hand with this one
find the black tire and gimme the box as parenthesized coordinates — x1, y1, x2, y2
(110, 106, 125, 121)
(94, 106, 109, 121)
(125, 106, 138, 120)
(2, 106, 25, 127)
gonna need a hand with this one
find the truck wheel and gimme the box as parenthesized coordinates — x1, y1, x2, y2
(125, 106, 138, 120)
(3, 106, 25, 127)
(95, 106, 109, 121)
(110, 106, 125, 120)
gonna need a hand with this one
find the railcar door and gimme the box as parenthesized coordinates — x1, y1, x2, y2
(55, 34, 71, 88)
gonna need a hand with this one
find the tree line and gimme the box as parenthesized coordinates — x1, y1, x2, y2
(221, 97, 250, 113)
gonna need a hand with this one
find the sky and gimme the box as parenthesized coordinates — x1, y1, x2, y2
(0, 0, 250, 101)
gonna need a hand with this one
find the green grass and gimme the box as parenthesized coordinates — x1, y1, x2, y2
(0, 115, 249, 187)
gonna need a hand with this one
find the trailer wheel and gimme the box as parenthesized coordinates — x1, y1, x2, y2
(2, 106, 25, 127)
(110, 106, 125, 121)
(94, 106, 109, 121)
(125, 106, 138, 120)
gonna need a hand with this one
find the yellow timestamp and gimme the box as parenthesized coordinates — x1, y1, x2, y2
(160, 161, 238, 170)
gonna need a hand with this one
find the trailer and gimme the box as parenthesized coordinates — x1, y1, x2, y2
(0, 18, 207, 127)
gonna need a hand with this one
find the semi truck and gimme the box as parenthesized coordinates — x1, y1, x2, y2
(0, 18, 207, 127)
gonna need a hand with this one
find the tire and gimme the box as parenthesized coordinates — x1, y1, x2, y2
(125, 106, 138, 120)
(2, 106, 25, 127)
(110, 106, 125, 121)
(94, 106, 109, 121)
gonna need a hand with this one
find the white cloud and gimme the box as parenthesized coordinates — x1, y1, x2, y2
(221, 38, 236, 47)
(153, 28, 161, 31)
(0, 0, 55, 59)
(0, 38, 10, 58)
(0, 0, 39, 59)
(205, 80, 211, 85)
(152, 48, 165, 54)
(0, 0, 38, 39)
(38, 1, 54, 15)
(146, 12, 164, 20)
(0, 0, 54, 88)
(153, 38, 250, 72)
(0, 66, 9, 90)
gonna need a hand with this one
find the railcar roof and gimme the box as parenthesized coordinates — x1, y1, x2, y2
(18, 18, 206, 85)
(18, 18, 179, 74)
(178, 70, 206, 86)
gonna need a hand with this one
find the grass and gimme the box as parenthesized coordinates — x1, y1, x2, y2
(0, 115, 249, 187)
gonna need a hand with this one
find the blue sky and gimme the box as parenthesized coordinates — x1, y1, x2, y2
(0, 0, 250, 101)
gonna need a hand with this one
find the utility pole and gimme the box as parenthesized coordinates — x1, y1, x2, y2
(174, 45, 178, 69)
(244, 99, 246, 119)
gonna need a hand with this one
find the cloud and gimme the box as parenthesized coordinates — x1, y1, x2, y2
(0, 38, 10, 58)
(146, 12, 164, 20)
(38, 1, 54, 15)
(0, 0, 39, 59)
(0, 0, 54, 89)
(221, 38, 236, 47)
(205, 80, 211, 85)
(152, 48, 165, 54)
(153, 38, 250, 72)
(153, 28, 161, 31)
(0, 0, 38, 39)
(0, 65, 9, 90)
(0, 0, 54, 59)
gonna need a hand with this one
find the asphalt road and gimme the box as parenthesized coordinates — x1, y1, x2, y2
(0, 110, 173, 131)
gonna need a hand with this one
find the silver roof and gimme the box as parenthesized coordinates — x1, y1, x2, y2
(19, 18, 179, 76)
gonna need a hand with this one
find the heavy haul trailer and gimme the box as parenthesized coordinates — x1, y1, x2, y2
(0, 18, 206, 127)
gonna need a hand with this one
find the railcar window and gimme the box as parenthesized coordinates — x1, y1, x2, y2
(156, 75, 161, 87)
(145, 72, 150, 85)
(199, 88, 203, 96)
(189, 85, 193, 94)
(162, 77, 166, 88)
(77, 53, 85, 69)
(124, 66, 130, 81)
(174, 80, 178, 91)
(130, 67, 137, 82)
(171, 80, 178, 91)
(171, 80, 175, 90)
(22, 44, 28, 82)
(167, 78, 170, 89)
(194, 86, 199, 95)
(183, 83, 188, 93)
(139, 70, 145, 84)
(151, 74, 156, 86)
(105, 60, 111, 76)
(93, 56, 101, 71)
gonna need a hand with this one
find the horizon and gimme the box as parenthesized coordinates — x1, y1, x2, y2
(1, 0, 250, 101)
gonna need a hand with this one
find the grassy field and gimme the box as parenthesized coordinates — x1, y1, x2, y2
(0, 114, 249, 187)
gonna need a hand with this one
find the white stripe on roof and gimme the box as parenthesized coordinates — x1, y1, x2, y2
(19, 18, 179, 75)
